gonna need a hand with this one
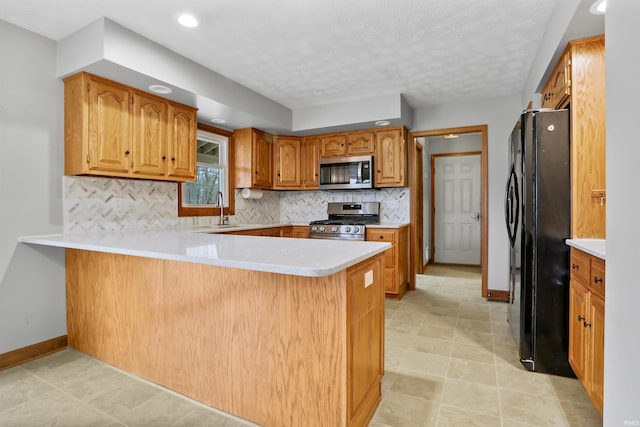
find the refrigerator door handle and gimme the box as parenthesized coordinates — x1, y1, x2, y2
(504, 165, 520, 247)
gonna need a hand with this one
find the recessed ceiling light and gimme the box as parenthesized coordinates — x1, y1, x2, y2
(374, 120, 390, 126)
(177, 14, 199, 28)
(148, 84, 172, 94)
(590, 0, 606, 14)
(443, 134, 459, 139)
(211, 118, 227, 124)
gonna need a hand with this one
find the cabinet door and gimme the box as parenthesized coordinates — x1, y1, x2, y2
(166, 104, 196, 180)
(588, 293, 605, 412)
(347, 256, 383, 424)
(374, 128, 407, 187)
(131, 92, 167, 177)
(274, 136, 302, 189)
(569, 280, 588, 382)
(87, 77, 130, 172)
(320, 134, 346, 158)
(347, 131, 374, 155)
(301, 137, 320, 189)
(254, 131, 273, 188)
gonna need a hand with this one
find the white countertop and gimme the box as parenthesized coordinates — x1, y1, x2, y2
(566, 238, 606, 260)
(366, 223, 410, 229)
(19, 229, 390, 277)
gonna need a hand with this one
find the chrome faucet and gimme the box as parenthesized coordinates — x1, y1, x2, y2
(217, 191, 228, 225)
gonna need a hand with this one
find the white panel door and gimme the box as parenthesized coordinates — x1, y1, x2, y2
(434, 154, 481, 265)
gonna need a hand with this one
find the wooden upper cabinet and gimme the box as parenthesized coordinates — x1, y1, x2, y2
(64, 72, 197, 182)
(274, 136, 302, 189)
(132, 92, 166, 177)
(541, 50, 571, 109)
(301, 137, 320, 189)
(374, 127, 407, 187)
(166, 104, 197, 180)
(235, 128, 273, 189)
(320, 134, 347, 158)
(86, 76, 131, 173)
(541, 35, 605, 238)
(346, 131, 374, 155)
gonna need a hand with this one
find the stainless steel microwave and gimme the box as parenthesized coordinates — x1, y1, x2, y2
(319, 156, 373, 190)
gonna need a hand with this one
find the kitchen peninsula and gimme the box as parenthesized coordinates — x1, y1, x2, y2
(19, 230, 390, 427)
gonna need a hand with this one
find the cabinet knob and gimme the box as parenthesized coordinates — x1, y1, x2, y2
(594, 276, 603, 284)
(571, 264, 579, 270)
(162, 156, 166, 160)
(171, 157, 176, 161)
(124, 150, 130, 155)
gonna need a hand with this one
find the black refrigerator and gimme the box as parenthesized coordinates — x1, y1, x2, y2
(505, 109, 574, 377)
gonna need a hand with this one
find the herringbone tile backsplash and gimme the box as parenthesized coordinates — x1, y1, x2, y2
(63, 177, 409, 233)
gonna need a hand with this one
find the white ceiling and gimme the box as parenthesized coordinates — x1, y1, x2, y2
(1, 0, 566, 110)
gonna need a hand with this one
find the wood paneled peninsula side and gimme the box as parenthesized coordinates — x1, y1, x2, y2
(19, 230, 389, 427)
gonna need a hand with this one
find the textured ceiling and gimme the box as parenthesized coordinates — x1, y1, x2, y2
(1, 0, 561, 109)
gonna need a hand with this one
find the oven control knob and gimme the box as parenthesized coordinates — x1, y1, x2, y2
(319, 226, 326, 232)
(354, 226, 360, 233)
(345, 226, 351, 232)
(331, 226, 338, 232)
(311, 226, 317, 232)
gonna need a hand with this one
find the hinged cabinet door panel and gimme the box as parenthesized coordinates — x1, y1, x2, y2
(132, 92, 167, 176)
(88, 78, 130, 172)
(167, 104, 196, 180)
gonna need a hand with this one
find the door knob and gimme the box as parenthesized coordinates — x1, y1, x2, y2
(472, 212, 480, 221)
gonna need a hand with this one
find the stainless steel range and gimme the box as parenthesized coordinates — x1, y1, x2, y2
(308, 202, 380, 241)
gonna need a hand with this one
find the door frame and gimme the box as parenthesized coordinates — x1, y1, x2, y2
(431, 151, 482, 265)
(409, 125, 489, 297)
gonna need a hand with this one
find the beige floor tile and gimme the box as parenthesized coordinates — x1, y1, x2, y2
(0, 389, 115, 427)
(171, 406, 256, 426)
(450, 341, 495, 364)
(373, 390, 439, 427)
(417, 324, 456, 340)
(385, 345, 410, 369)
(548, 375, 592, 403)
(390, 370, 445, 402)
(436, 404, 502, 426)
(386, 331, 415, 350)
(400, 350, 450, 377)
(446, 358, 497, 386)
(116, 390, 199, 427)
(558, 399, 603, 427)
(411, 335, 452, 357)
(0, 366, 55, 413)
(440, 378, 501, 417)
(21, 348, 100, 387)
(500, 389, 568, 425)
(496, 364, 556, 395)
(381, 370, 397, 391)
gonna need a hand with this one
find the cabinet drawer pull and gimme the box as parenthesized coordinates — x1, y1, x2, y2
(571, 264, 579, 270)
(594, 276, 603, 284)
(584, 321, 592, 328)
(578, 315, 585, 322)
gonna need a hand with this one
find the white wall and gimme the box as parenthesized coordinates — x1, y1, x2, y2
(412, 94, 521, 291)
(603, 0, 640, 423)
(0, 21, 66, 354)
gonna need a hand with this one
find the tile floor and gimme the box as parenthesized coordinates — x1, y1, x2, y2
(0, 266, 602, 426)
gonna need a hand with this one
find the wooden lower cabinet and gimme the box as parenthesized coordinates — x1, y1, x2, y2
(289, 225, 310, 238)
(222, 226, 282, 237)
(568, 248, 605, 413)
(366, 225, 408, 299)
(66, 249, 384, 427)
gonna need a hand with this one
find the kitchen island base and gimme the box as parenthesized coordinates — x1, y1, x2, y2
(65, 248, 384, 427)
